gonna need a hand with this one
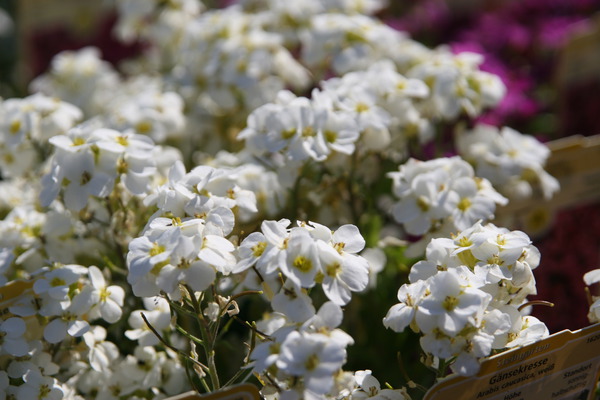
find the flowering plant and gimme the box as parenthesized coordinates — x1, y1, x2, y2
(0, 1, 593, 399)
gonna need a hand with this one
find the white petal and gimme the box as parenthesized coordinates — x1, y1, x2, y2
(584, 269, 600, 286)
(332, 225, 365, 253)
(44, 319, 67, 343)
(187, 261, 216, 292)
(67, 319, 90, 337)
(88, 266, 105, 289)
(100, 301, 123, 323)
(383, 303, 414, 332)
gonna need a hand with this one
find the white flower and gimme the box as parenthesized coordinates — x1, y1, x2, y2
(78, 266, 125, 323)
(0, 317, 29, 357)
(272, 281, 316, 323)
(451, 176, 506, 230)
(30, 47, 119, 116)
(41, 146, 114, 211)
(318, 242, 369, 305)
(456, 124, 559, 200)
(233, 231, 268, 273)
(33, 265, 83, 301)
(157, 259, 216, 296)
(281, 228, 321, 288)
(276, 331, 347, 395)
(197, 234, 236, 274)
(250, 323, 294, 373)
(125, 308, 171, 347)
(383, 280, 427, 333)
(18, 369, 63, 400)
(7, 343, 59, 379)
(352, 370, 407, 399)
(389, 165, 456, 235)
(583, 269, 600, 286)
(588, 297, 600, 323)
(506, 316, 549, 348)
(127, 228, 181, 297)
(416, 269, 490, 336)
(83, 326, 120, 372)
(43, 313, 90, 344)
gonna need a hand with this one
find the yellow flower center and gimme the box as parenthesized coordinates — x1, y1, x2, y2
(326, 262, 342, 277)
(293, 255, 313, 273)
(442, 296, 459, 311)
(136, 121, 152, 134)
(9, 120, 21, 134)
(252, 242, 267, 257)
(355, 103, 369, 113)
(457, 197, 472, 212)
(51, 277, 66, 287)
(305, 354, 319, 371)
(324, 130, 337, 143)
(116, 135, 129, 146)
(281, 128, 296, 140)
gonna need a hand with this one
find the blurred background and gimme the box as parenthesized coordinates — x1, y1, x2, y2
(1, 0, 600, 389)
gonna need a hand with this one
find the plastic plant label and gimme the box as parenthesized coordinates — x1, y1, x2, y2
(164, 384, 261, 400)
(556, 14, 600, 86)
(0, 279, 34, 320)
(424, 322, 600, 400)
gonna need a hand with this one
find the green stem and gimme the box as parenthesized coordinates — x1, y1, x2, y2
(232, 316, 271, 339)
(175, 323, 205, 346)
(223, 367, 255, 387)
(436, 358, 449, 379)
(165, 296, 199, 318)
(140, 312, 209, 373)
(185, 359, 208, 394)
(185, 284, 221, 391)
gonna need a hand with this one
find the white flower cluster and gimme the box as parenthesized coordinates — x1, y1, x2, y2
(240, 0, 389, 30)
(0, 204, 79, 281)
(407, 51, 506, 120)
(206, 150, 289, 221)
(171, 7, 311, 117)
(30, 48, 120, 117)
(238, 90, 361, 162)
(239, 61, 432, 163)
(0, 265, 188, 399)
(126, 214, 376, 398)
(456, 124, 560, 200)
(301, 14, 411, 75)
(321, 61, 433, 152)
(41, 124, 158, 212)
(388, 156, 508, 254)
(144, 160, 258, 220)
(235, 219, 370, 309)
(252, 305, 409, 400)
(252, 302, 355, 400)
(31, 48, 186, 144)
(384, 222, 549, 376)
(0, 93, 82, 178)
(127, 160, 260, 298)
(300, 14, 504, 120)
(102, 76, 187, 144)
(74, 326, 188, 399)
(127, 215, 236, 299)
(114, 0, 203, 50)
